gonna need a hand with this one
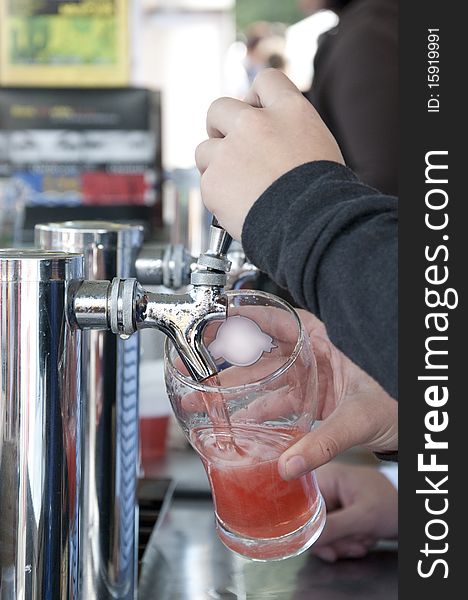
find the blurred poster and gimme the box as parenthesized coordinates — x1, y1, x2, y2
(0, 88, 161, 207)
(0, 0, 129, 86)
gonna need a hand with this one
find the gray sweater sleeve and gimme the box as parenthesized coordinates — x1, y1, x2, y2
(241, 161, 397, 400)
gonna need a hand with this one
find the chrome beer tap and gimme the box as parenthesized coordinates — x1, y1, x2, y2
(69, 218, 233, 382)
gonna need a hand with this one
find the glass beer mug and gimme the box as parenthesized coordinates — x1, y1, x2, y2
(164, 290, 326, 561)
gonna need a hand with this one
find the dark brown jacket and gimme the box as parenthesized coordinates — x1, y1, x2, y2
(308, 0, 398, 195)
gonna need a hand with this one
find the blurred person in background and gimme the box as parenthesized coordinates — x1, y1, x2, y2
(243, 21, 287, 83)
(224, 21, 288, 99)
(256, 34, 288, 71)
(302, 0, 398, 195)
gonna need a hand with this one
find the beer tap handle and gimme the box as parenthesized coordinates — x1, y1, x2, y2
(208, 216, 232, 258)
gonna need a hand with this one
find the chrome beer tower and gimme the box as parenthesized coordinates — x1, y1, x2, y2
(0, 218, 250, 600)
(0, 250, 83, 600)
(36, 222, 145, 600)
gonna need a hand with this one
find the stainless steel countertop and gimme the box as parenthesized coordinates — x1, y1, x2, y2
(138, 496, 398, 600)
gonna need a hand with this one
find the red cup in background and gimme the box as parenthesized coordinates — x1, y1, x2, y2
(139, 360, 171, 465)
(140, 415, 169, 461)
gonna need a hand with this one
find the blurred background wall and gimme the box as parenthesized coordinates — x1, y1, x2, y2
(0, 0, 337, 244)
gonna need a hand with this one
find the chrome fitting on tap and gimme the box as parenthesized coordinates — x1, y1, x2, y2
(67, 278, 111, 330)
(109, 278, 145, 336)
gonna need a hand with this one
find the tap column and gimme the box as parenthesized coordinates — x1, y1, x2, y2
(36, 222, 144, 600)
(0, 250, 83, 599)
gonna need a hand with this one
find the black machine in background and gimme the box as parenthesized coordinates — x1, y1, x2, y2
(0, 87, 163, 241)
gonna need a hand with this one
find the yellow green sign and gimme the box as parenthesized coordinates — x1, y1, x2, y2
(0, 0, 129, 86)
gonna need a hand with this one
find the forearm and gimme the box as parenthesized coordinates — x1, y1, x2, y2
(242, 161, 397, 398)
